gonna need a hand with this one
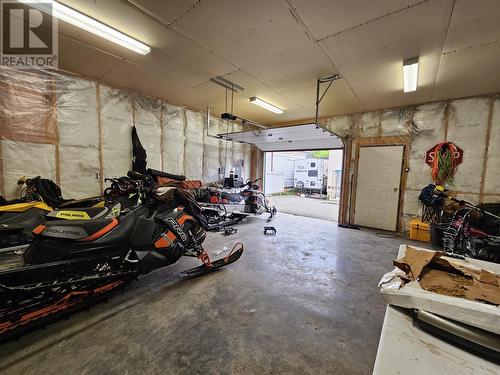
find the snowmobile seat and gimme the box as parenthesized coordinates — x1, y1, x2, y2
(35, 218, 118, 241)
(46, 207, 111, 220)
(46, 206, 111, 220)
(221, 192, 243, 203)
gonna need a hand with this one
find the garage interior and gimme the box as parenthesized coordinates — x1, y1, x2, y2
(1, 1, 500, 374)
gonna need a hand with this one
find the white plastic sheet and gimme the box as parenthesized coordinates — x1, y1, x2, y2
(0, 68, 249, 199)
(56, 76, 100, 198)
(162, 104, 185, 175)
(380, 108, 412, 137)
(184, 110, 204, 180)
(446, 98, 489, 193)
(100, 85, 133, 179)
(484, 98, 500, 197)
(1, 140, 56, 199)
(358, 112, 380, 137)
(327, 114, 351, 138)
(59, 145, 100, 198)
(0, 67, 54, 144)
(406, 102, 446, 190)
(203, 116, 221, 183)
(134, 97, 162, 171)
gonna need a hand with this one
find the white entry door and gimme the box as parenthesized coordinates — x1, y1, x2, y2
(354, 145, 404, 231)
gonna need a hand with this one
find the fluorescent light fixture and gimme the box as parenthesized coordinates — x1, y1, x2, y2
(249, 97, 284, 114)
(403, 57, 419, 93)
(20, 0, 151, 55)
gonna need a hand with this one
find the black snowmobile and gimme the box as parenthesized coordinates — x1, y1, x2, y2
(0, 171, 243, 342)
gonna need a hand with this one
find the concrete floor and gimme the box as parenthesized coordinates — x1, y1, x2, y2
(0, 213, 414, 374)
(268, 195, 339, 222)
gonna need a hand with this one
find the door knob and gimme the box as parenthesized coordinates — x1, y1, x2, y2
(393, 187, 398, 192)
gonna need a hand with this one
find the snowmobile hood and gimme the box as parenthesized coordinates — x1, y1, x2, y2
(0, 202, 53, 213)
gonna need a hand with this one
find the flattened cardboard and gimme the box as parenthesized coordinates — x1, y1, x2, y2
(393, 245, 500, 305)
(380, 245, 500, 334)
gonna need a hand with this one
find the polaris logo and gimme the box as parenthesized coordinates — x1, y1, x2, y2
(56, 211, 87, 218)
(43, 227, 86, 239)
(165, 217, 188, 243)
(44, 228, 81, 236)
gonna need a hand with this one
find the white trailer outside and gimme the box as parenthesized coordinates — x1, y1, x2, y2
(294, 158, 326, 191)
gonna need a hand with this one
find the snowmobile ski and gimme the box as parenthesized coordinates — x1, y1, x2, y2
(180, 243, 243, 278)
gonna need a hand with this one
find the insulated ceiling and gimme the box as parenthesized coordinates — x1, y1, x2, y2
(53, 0, 500, 124)
(217, 124, 344, 152)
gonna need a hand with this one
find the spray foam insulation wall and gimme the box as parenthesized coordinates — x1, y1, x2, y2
(0, 68, 250, 199)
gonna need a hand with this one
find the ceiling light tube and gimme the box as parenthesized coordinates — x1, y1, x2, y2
(20, 0, 151, 54)
(250, 97, 284, 114)
(403, 57, 418, 93)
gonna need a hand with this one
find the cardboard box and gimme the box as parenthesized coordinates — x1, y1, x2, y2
(380, 245, 500, 335)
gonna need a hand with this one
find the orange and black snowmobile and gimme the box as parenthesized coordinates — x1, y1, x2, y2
(0, 171, 243, 342)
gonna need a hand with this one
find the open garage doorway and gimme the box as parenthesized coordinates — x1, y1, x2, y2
(218, 123, 344, 223)
(264, 150, 342, 222)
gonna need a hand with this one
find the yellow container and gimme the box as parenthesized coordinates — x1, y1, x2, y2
(409, 218, 431, 242)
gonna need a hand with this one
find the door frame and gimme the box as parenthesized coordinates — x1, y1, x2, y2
(351, 136, 410, 232)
